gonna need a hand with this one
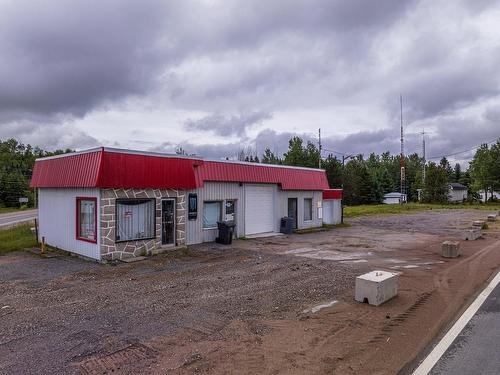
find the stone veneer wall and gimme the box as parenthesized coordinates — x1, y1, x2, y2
(100, 188, 186, 260)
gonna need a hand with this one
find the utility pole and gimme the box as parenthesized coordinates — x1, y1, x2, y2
(400, 95, 406, 203)
(421, 129, 426, 185)
(341, 154, 354, 224)
(318, 128, 322, 168)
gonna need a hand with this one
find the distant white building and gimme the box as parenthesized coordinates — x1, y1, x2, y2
(478, 190, 500, 202)
(448, 183, 468, 203)
(383, 192, 407, 204)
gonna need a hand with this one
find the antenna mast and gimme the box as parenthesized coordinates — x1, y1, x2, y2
(318, 128, 322, 168)
(400, 95, 406, 201)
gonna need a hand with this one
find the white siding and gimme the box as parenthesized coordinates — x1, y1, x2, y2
(245, 185, 275, 235)
(38, 188, 100, 260)
(323, 199, 342, 225)
(449, 189, 467, 202)
(186, 182, 245, 244)
(383, 197, 401, 204)
(276, 190, 323, 230)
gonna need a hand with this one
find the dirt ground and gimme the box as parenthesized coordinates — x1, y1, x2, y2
(1, 209, 499, 375)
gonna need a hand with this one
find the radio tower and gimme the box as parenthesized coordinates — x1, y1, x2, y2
(400, 95, 406, 202)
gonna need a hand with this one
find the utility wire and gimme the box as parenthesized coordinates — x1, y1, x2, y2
(427, 137, 498, 160)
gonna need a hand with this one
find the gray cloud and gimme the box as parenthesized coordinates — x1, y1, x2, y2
(184, 111, 272, 136)
(0, 0, 498, 160)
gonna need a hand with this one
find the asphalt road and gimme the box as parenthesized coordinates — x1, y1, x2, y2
(429, 277, 500, 375)
(0, 209, 37, 228)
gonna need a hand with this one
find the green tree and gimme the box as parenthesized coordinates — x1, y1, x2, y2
(453, 163, 462, 183)
(343, 156, 374, 205)
(261, 148, 281, 164)
(440, 157, 453, 181)
(422, 162, 449, 203)
(323, 154, 342, 188)
(469, 143, 493, 201)
(283, 137, 319, 168)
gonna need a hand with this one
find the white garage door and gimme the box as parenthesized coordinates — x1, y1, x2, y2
(245, 185, 275, 235)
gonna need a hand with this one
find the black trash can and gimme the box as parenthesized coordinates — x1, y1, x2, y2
(216, 221, 235, 245)
(280, 217, 294, 234)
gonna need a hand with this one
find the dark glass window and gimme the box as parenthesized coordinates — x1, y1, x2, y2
(188, 193, 198, 220)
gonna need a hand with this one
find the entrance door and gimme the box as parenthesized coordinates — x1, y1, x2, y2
(288, 198, 298, 229)
(162, 199, 175, 245)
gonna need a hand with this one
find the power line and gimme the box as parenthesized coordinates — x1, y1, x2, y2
(427, 137, 498, 160)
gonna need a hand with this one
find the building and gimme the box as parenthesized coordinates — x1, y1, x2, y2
(478, 190, 500, 202)
(383, 192, 407, 204)
(322, 189, 342, 224)
(448, 183, 468, 202)
(30, 147, 331, 261)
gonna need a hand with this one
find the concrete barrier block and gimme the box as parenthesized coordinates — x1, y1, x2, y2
(487, 214, 496, 222)
(463, 229, 481, 241)
(355, 270, 399, 306)
(473, 220, 486, 228)
(442, 241, 461, 258)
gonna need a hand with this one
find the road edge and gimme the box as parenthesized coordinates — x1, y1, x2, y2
(410, 270, 500, 375)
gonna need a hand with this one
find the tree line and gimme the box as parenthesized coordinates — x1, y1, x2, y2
(0, 136, 498, 208)
(254, 136, 499, 205)
(0, 139, 71, 208)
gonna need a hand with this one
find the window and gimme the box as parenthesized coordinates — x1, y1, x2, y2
(188, 193, 198, 220)
(304, 198, 313, 221)
(203, 201, 221, 229)
(116, 199, 155, 242)
(76, 197, 97, 243)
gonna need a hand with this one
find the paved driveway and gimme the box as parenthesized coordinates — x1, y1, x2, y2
(0, 209, 37, 228)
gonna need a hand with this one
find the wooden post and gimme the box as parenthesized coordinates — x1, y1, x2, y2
(34, 218, 39, 243)
(41, 236, 45, 256)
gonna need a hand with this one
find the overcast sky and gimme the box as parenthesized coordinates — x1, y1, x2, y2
(1, 0, 499, 165)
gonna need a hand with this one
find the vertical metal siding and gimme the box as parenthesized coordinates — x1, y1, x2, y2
(276, 190, 323, 230)
(38, 188, 101, 260)
(186, 182, 245, 245)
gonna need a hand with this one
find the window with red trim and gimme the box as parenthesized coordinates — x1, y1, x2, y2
(76, 197, 97, 243)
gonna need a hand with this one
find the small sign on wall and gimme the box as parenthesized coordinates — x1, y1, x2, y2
(19, 197, 28, 203)
(317, 207, 323, 219)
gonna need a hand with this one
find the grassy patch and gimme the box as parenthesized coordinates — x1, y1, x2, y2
(322, 223, 352, 230)
(295, 227, 326, 234)
(0, 206, 30, 214)
(343, 203, 500, 218)
(0, 224, 38, 255)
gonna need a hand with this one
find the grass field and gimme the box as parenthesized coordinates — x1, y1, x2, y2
(344, 202, 500, 218)
(0, 206, 31, 214)
(0, 224, 38, 255)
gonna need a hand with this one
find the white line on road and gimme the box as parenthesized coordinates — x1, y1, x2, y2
(0, 217, 37, 227)
(412, 270, 500, 375)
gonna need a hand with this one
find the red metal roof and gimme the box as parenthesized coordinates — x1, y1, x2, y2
(323, 189, 343, 200)
(30, 150, 103, 188)
(199, 160, 328, 190)
(31, 148, 329, 191)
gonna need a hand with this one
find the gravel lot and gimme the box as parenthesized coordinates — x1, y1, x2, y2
(1, 209, 499, 375)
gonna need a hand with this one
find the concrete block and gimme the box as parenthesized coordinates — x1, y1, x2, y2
(472, 220, 486, 228)
(487, 214, 496, 222)
(463, 229, 481, 241)
(442, 241, 461, 258)
(355, 270, 399, 306)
